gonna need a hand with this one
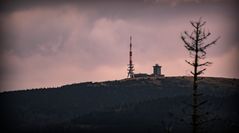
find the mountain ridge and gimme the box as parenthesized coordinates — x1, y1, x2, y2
(1, 76, 238, 132)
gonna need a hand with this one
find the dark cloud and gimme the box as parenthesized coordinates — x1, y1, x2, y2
(1, 0, 237, 14)
(0, 0, 141, 14)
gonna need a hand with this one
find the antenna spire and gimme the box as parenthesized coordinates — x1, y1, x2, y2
(127, 35, 135, 78)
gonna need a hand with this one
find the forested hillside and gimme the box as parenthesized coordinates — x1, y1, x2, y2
(1, 77, 238, 132)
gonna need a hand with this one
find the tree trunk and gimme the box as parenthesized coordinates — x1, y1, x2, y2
(192, 24, 199, 133)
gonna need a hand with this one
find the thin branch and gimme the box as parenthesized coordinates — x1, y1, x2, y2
(190, 21, 197, 28)
(191, 71, 195, 75)
(184, 31, 196, 41)
(198, 61, 212, 67)
(199, 32, 211, 41)
(185, 44, 195, 51)
(197, 68, 207, 75)
(182, 35, 196, 51)
(185, 60, 194, 66)
(200, 36, 220, 51)
(181, 35, 190, 46)
(198, 54, 206, 60)
(199, 21, 206, 28)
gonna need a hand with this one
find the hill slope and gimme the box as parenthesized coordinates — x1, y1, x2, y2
(0, 77, 239, 132)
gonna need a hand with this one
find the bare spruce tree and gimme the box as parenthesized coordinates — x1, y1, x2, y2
(181, 18, 220, 133)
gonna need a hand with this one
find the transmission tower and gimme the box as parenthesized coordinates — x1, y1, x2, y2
(127, 36, 135, 78)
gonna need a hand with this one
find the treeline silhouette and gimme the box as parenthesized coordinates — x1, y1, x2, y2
(0, 77, 238, 133)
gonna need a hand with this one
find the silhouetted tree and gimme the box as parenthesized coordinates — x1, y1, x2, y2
(181, 18, 220, 133)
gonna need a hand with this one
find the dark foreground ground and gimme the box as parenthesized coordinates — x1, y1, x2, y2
(1, 76, 239, 133)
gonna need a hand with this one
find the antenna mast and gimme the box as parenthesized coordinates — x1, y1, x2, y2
(127, 36, 135, 78)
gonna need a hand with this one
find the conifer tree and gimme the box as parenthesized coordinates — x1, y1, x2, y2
(181, 18, 220, 133)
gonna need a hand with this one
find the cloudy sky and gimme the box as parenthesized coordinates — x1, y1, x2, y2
(0, 0, 238, 91)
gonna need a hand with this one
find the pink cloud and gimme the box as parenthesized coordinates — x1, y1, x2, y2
(0, 1, 238, 91)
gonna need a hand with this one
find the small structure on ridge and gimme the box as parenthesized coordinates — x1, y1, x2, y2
(126, 36, 164, 79)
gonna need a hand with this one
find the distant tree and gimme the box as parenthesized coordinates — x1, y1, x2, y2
(181, 18, 220, 133)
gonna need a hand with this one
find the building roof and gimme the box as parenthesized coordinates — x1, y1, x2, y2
(134, 73, 149, 78)
(153, 64, 161, 68)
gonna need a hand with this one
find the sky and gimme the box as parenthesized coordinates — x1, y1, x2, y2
(0, 0, 238, 92)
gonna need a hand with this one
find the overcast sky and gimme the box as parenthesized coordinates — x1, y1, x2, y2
(0, 0, 238, 91)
